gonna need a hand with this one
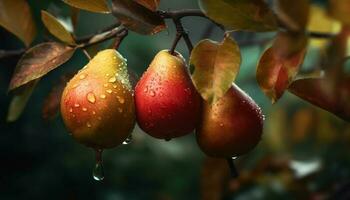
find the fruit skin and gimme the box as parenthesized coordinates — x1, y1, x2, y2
(60, 49, 135, 149)
(196, 84, 263, 157)
(135, 50, 201, 139)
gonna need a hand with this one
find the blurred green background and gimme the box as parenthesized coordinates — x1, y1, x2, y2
(1, 0, 350, 199)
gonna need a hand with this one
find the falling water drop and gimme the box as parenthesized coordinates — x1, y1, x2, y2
(93, 149, 104, 181)
(122, 135, 132, 145)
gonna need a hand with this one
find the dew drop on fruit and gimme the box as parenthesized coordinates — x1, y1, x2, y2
(100, 94, 106, 99)
(117, 96, 125, 104)
(93, 149, 104, 181)
(74, 103, 80, 108)
(122, 135, 132, 145)
(87, 93, 96, 103)
(79, 74, 87, 80)
(108, 77, 117, 83)
(150, 90, 156, 97)
(69, 108, 73, 113)
(82, 107, 88, 112)
(143, 87, 148, 93)
(106, 89, 112, 94)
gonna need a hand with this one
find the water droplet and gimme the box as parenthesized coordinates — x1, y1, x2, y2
(79, 74, 86, 80)
(74, 103, 80, 108)
(112, 85, 117, 89)
(232, 156, 238, 160)
(100, 94, 106, 99)
(69, 108, 73, 113)
(143, 87, 148, 93)
(103, 83, 108, 88)
(105, 73, 110, 77)
(108, 77, 116, 83)
(122, 135, 132, 145)
(150, 90, 155, 97)
(93, 149, 104, 181)
(117, 96, 125, 104)
(86, 122, 92, 128)
(106, 89, 112, 94)
(82, 107, 88, 111)
(87, 93, 96, 103)
(92, 111, 96, 115)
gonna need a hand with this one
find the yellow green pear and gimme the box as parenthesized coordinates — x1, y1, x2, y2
(60, 49, 135, 149)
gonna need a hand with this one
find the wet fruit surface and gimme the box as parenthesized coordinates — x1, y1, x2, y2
(135, 50, 201, 139)
(196, 83, 264, 157)
(60, 49, 135, 149)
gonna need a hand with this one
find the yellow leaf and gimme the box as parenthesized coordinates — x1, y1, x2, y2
(63, 0, 110, 13)
(41, 11, 76, 45)
(0, 0, 36, 46)
(191, 36, 241, 103)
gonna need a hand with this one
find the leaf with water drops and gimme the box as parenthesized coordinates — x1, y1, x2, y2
(111, 0, 166, 35)
(0, 0, 36, 46)
(191, 35, 241, 103)
(198, 0, 277, 31)
(9, 42, 76, 91)
(41, 11, 76, 45)
(7, 80, 39, 122)
(63, 0, 110, 13)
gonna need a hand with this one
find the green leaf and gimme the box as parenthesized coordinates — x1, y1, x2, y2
(41, 11, 76, 45)
(7, 80, 39, 122)
(0, 0, 36, 46)
(9, 42, 76, 91)
(256, 32, 307, 103)
(198, 0, 277, 32)
(191, 36, 241, 103)
(63, 0, 110, 13)
(111, 0, 166, 35)
(135, 0, 160, 11)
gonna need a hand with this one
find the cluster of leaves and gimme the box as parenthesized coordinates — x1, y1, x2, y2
(1, 0, 349, 123)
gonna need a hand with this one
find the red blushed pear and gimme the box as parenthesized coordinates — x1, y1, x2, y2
(196, 83, 264, 157)
(60, 49, 135, 149)
(135, 50, 201, 139)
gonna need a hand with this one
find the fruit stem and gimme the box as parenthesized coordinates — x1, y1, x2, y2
(226, 158, 239, 179)
(170, 32, 183, 55)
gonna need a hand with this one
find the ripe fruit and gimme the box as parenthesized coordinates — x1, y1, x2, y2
(60, 49, 135, 149)
(135, 50, 201, 139)
(196, 84, 263, 157)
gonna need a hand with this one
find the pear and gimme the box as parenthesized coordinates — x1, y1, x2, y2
(135, 50, 201, 139)
(60, 49, 135, 149)
(196, 84, 264, 157)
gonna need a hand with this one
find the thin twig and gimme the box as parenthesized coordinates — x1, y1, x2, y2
(169, 32, 183, 55)
(113, 29, 129, 50)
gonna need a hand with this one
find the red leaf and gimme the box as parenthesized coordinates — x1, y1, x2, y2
(257, 32, 307, 103)
(289, 77, 350, 121)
